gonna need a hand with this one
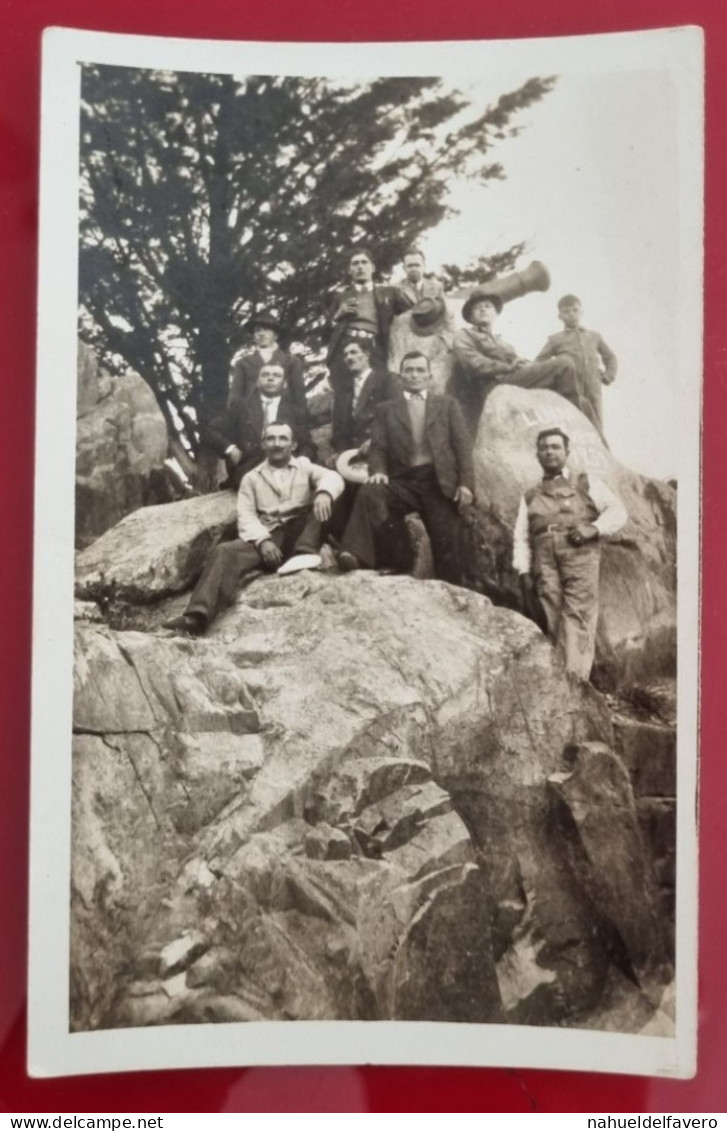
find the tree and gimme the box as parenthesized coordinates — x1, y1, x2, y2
(79, 66, 555, 469)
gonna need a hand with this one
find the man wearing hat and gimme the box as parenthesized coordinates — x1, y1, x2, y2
(451, 290, 584, 434)
(326, 249, 401, 394)
(207, 362, 315, 489)
(229, 309, 308, 416)
(513, 427, 626, 680)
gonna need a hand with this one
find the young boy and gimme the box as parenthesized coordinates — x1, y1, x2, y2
(536, 295, 617, 439)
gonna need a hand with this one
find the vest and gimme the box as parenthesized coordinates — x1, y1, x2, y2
(524, 473, 599, 538)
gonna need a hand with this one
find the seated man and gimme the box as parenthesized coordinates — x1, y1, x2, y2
(207, 362, 314, 489)
(229, 310, 307, 414)
(451, 289, 584, 434)
(338, 351, 474, 586)
(163, 423, 344, 636)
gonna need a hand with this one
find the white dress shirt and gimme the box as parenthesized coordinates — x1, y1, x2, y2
(512, 467, 627, 575)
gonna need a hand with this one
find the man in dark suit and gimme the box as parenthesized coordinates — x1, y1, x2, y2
(338, 351, 474, 585)
(331, 338, 399, 455)
(229, 310, 308, 415)
(208, 363, 314, 489)
(326, 249, 401, 393)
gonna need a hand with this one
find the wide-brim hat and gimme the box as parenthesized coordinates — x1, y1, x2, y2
(410, 296, 446, 330)
(247, 309, 282, 332)
(462, 287, 504, 324)
(336, 449, 370, 484)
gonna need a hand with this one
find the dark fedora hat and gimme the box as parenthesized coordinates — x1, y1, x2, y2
(462, 287, 504, 324)
(247, 309, 282, 332)
(410, 296, 446, 330)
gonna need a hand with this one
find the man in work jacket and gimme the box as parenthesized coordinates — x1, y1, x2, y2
(512, 427, 627, 680)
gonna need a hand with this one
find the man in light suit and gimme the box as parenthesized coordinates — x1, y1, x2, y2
(326, 249, 400, 393)
(208, 363, 314, 489)
(338, 351, 474, 585)
(395, 247, 451, 315)
(163, 423, 344, 636)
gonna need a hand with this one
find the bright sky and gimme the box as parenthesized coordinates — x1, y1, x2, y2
(419, 69, 683, 481)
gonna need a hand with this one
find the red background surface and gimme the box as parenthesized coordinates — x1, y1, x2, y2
(0, 0, 722, 1114)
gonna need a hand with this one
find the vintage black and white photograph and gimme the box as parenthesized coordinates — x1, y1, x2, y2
(29, 28, 701, 1077)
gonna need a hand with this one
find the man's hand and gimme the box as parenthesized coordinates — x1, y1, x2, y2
(227, 445, 243, 466)
(454, 485, 474, 514)
(313, 492, 333, 522)
(337, 297, 359, 318)
(367, 472, 389, 485)
(567, 523, 599, 547)
(259, 539, 283, 568)
(357, 439, 372, 457)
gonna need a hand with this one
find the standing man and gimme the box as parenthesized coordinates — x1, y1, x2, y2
(207, 363, 314, 489)
(396, 247, 451, 313)
(338, 351, 474, 585)
(513, 428, 627, 680)
(163, 423, 344, 636)
(451, 290, 584, 434)
(229, 310, 308, 415)
(326, 249, 400, 393)
(536, 294, 618, 439)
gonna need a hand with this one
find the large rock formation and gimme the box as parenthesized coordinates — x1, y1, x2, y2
(76, 341, 169, 549)
(70, 381, 677, 1038)
(468, 386, 676, 690)
(71, 570, 673, 1034)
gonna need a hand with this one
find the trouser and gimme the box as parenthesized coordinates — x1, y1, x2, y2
(532, 532, 601, 680)
(505, 357, 606, 443)
(186, 510, 323, 625)
(342, 465, 463, 585)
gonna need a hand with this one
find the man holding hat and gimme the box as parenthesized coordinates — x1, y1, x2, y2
(451, 289, 584, 434)
(395, 248, 452, 315)
(229, 309, 308, 416)
(513, 427, 627, 680)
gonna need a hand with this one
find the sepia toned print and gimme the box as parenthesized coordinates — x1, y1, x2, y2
(30, 28, 701, 1077)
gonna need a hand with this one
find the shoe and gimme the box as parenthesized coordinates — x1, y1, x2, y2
(161, 612, 206, 636)
(338, 551, 361, 573)
(277, 553, 322, 576)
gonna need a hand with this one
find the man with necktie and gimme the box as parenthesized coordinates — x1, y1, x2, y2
(338, 350, 474, 585)
(207, 363, 314, 489)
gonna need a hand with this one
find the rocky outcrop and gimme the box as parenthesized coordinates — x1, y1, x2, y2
(71, 572, 672, 1033)
(75, 491, 237, 605)
(76, 341, 169, 549)
(468, 386, 677, 690)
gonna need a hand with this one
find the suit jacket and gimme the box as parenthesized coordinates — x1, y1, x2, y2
(395, 276, 447, 309)
(326, 284, 402, 381)
(331, 365, 399, 451)
(207, 388, 314, 488)
(368, 392, 474, 499)
(228, 347, 308, 414)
